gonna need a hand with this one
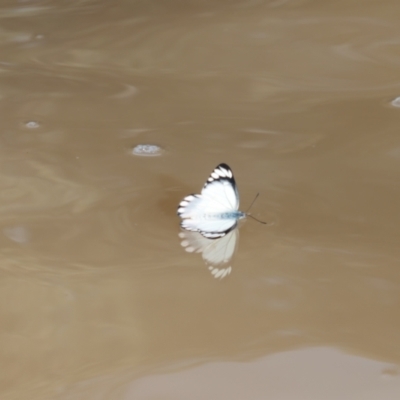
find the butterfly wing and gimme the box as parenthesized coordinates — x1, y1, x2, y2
(177, 163, 240, 238)
(179, 229, 239, 279)
(180, 218, 237, 238)
(201, 163, 239, 211)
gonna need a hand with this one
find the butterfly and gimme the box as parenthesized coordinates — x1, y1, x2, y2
(177, 163, 247, 239)
(179, 229, 239, 279)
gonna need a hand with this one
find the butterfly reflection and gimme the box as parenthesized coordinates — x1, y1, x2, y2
(179, 228, 239, 279)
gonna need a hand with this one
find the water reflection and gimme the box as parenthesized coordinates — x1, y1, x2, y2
(179, 228, 239, 279)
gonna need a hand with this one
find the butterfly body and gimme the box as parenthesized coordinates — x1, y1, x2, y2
(177, 163, 245, 239)
(208, 211, 245, 220)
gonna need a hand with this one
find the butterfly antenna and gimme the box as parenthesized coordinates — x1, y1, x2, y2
(245, 193, 267, 224)
(247, 214, 267, 224)
(245, 192, 260, 213)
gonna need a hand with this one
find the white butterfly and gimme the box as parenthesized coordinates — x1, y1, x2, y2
(177, 163, 246, 238)
(179, 229, 239, 279)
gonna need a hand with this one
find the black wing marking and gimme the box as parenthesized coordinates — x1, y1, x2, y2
(203, 163, 236, 190)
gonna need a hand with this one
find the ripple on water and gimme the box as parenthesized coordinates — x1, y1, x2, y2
(24, 121, 40, 129)
(131, 144, 163, 156)
(390, 97, 400, 107)
(3, 226, 30, 244)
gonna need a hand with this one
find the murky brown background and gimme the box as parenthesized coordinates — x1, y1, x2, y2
(1, 0, 400, 399)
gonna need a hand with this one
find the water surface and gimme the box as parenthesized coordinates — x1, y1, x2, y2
(0, 0, 400, 399)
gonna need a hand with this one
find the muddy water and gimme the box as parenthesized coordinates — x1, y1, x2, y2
(1, 0, 400, 399)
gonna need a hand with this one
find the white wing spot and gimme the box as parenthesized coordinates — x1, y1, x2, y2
(185, 195, 194, 201)
(211, 172, 219, 179)
(180, 201, 188, 206)
(223, 268, 232, 278)
(219, 168, 228, 176)
(215, 269, 224, 278)
(226, 170, 232, 178)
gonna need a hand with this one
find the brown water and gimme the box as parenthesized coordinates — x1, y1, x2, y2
(1, 0, 400, 399)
